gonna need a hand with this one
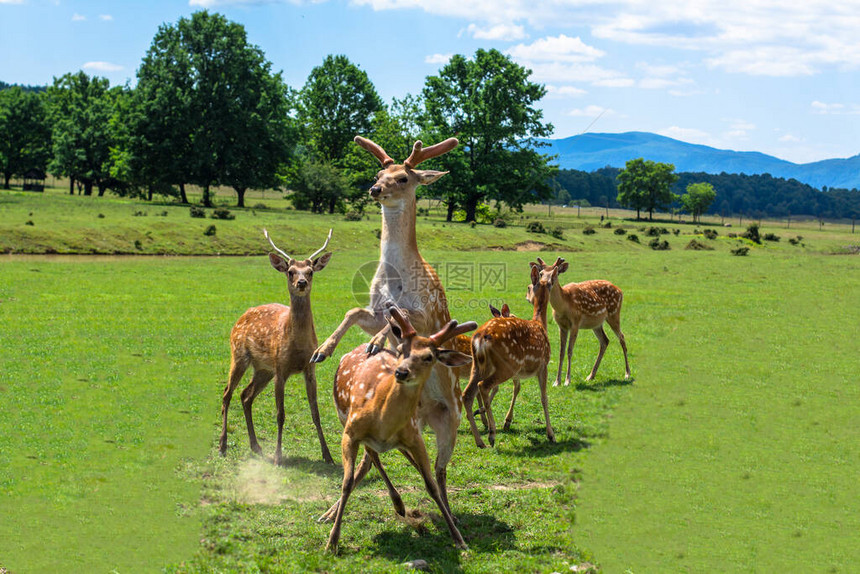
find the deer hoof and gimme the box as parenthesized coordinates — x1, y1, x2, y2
(310, 352, 327, 363)
(366, 343, 380, 355)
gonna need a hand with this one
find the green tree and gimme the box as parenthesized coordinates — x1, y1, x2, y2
(616, 158, 678, 220)
(134, 11, 294, 207)
(422, 49, 555, 222)
(288, 160, 351, 214)
(680, 182, 717, 223)
(0, 87, 51, 189)
(46, 72, 116, 196)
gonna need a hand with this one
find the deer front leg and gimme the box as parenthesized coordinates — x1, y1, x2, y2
(554, 327, 569, 387)
(462, 370, 488, 449)
(326, 435, 360, 553)
(367, 449, 405, 517)
(480, 382, 499, 447)
(538, 366, 556, 443)
(274, 375, 286, 466)
(565, 327, 579, 386)
(366, 323, 391, 355)
(303, 366, 334, 464)
(319, 450, 374, 523)
(311, 307, 386, 363)
(241, 370, 273, 456)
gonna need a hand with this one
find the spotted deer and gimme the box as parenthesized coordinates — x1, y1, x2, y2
(310, 136, 464, 512)
(320, 305, 475, 553)
(462, 266, 555, 448)
(530, 257, 630, 385)
(219, 229, 334, 465)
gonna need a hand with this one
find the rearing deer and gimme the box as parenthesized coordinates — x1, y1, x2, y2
(219, 229, 334, 465)
(322, 306, 475, 553)
(310, 136, 463, 511)
(530, 257, 631, 385)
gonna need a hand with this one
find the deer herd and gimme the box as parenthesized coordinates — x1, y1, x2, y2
(219, 136, 631, 553)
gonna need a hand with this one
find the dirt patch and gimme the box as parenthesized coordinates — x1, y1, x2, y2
(227, 459, 328, 505)
(482, 241, 569, 252)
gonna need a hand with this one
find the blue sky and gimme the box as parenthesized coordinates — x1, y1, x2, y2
(2, 0, 859, 164)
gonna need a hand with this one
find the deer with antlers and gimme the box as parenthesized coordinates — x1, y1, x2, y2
(219, 229, 334, 465)
(530, 257, 630, 385)
(462, 267, 556, 448)
(321, 305, 475, 553)
(309, 136, 464, 511)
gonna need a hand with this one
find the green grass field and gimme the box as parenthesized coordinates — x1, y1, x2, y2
(0, 188, 858, 573)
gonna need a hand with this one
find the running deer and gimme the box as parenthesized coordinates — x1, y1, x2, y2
(219, 229, 334, 465)
(310, 136, 464, 512)
(462, 266, 555, 448)
(530, 257, 630, 385)
(321, 306, 475, 553)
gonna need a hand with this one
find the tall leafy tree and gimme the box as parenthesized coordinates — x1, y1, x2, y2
(134, 11, 294, 207)
(422, 49, 555, 222)
(0, 87, 51, 189)
(616, 158, 679, 220)
(46, 72, 115, 195)
(680, 182, 717, 222)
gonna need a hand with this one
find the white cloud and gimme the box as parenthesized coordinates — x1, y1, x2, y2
(465, 23, 526, 40)
(99, 14, 113, 21)
(811, 101, 860, 115)
(657, 126, 713, 146)
(425, 53, 453, 65)
(568, 105, 614, 118)
(82, 61, 124, 72)
(0, 0, 26, 4)
(507, 35, 604, 64)
(72, 13, 86, 21)
(546, 85, 587, 98)
(779, 134, 803, 143)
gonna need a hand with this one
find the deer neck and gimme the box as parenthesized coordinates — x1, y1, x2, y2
(548, 281, 566, 312)
(532, 287, 549, 330)
(286, 291, 315, 341)
(380, 194, 420, 267)
(376, 375, 426, 434)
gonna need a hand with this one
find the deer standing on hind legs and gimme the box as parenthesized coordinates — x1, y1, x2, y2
(462, 266, 556, 449)
(309, 136, 464, 513)
(219, 229, 334, 465)
(530, 257, 630, 385)
(321, 306, 475, 553)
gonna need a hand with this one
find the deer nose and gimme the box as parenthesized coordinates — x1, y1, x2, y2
(369, 185, 382, 198)
(394, 368, 409, 381)
(296, 279, 308, 289)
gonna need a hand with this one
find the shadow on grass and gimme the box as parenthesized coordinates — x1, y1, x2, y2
(573, 377, 634, 392)
(507, 434, 591, 458)
(276, 454, 342, 477)
(370, 511, 515, 572)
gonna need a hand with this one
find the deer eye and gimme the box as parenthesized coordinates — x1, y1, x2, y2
(423, 354, 433, 362)
(288, 270, 294, 278)
(397, 177, 408, 184)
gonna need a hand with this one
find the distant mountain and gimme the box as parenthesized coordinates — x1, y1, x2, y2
(538, 132, 860, 190)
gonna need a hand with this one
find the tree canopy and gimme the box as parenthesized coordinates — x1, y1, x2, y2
(680, 182, 717, 222)
(616, 158, 679, 220)
(0, 87, 51, 189)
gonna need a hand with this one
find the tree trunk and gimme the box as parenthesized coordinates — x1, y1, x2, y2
(202, 184, 212, 207)
(69, 177, 75, 195)
(179, 183, 188, 204)
(446, 201, 456, 222)
(83, 180, 93, 196)
(235, 187, 246, 208)
(3, 172, 10, 189)
(97, 182, 107, 197)
(328, 196, 336, 214)
(147, 186, 154, 201)
(464, 196, 479, 223)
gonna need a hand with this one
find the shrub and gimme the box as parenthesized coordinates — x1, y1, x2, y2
(627, 233, 640, 243)
(727, 232, 738, 238)
(25, 220, 34, 226)
(741, 223, 761, 244)
(374, 229, 381, 239)
(549, 226, 564, 239)
(763, 233, 780, 242)
(253, 203, 268, 210)
(582, 226, 596, 235)
(649, 238, 670, 250)
(158, 210, 168, 217)
(417, 207, 429, 216)
(190, 206, 206, 218)
(133, 210, 147, 217)
(493, 218, 507, 228)
(646, 226, 669, 237)
(526, 221, 545, 234)
(614, 228, 627, 235)
(685, 239, 714, 251)
(98, 213, 105, 219)
(703, 229, 718, 239)
(344, 210, 363, 221)
(602, 221, 613, 228)
(134, 239, 143, 250)
(470, 220, 477, 228)
(204, 225, 217, 236)
(673, 228, 680, 236)
(731, 246, 750, 256)
(211, 208, 235, 220)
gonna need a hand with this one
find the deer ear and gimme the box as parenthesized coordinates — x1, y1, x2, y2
(415, 170, 448, 186)
(437, 349, 472, 368)
(557, 261, 569, 274)
(489, 304, 501, 318)
(269, 253, 290, 273)
(530, 264, 540, 285)
(313, 252, 332, 271)
(501, 303, 511, 317)
(387, 317, 403, 341)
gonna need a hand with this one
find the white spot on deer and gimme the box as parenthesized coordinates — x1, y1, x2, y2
(365, 390, 374, 400)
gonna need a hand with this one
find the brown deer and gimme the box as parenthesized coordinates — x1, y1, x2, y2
(310, 136, 464, 511)
(451, 304, 522, 433)
(462, 266, 556, 448)
(321, 305, 475, 553)
(530, 257, 630, 385)
(219, 229, 334, 466)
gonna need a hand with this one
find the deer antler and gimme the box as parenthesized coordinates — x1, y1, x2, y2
(404, 138, 459, 169)
(308, 228, 333, 261)
(388, 306, 417, 339)
(264, 228, 293, 262)
(429, 320, 478, 346)
(354, 136, 394, 167)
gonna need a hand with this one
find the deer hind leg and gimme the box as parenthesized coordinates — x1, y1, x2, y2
(319, 449, 376, 523)
(554, 327, 569, 387)
(565, 327, 579, 386)
(240, 369, 273, 455)
(326, 436, 360, 553)
(274, 374, 287, 466)
(538, 365, 556, 443)
(303, 366, 334, 464)
(367, 449, 405, 517)
(503, 378, 521, 431)
(607, 312, 631, 379)
(586, 326, 611, 382)
(220, 354, 250, 455)
(480, 381, 499, 447)
(462, 370, 489, 449)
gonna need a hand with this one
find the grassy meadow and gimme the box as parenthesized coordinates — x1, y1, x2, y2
(0, 185, 858, 573)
